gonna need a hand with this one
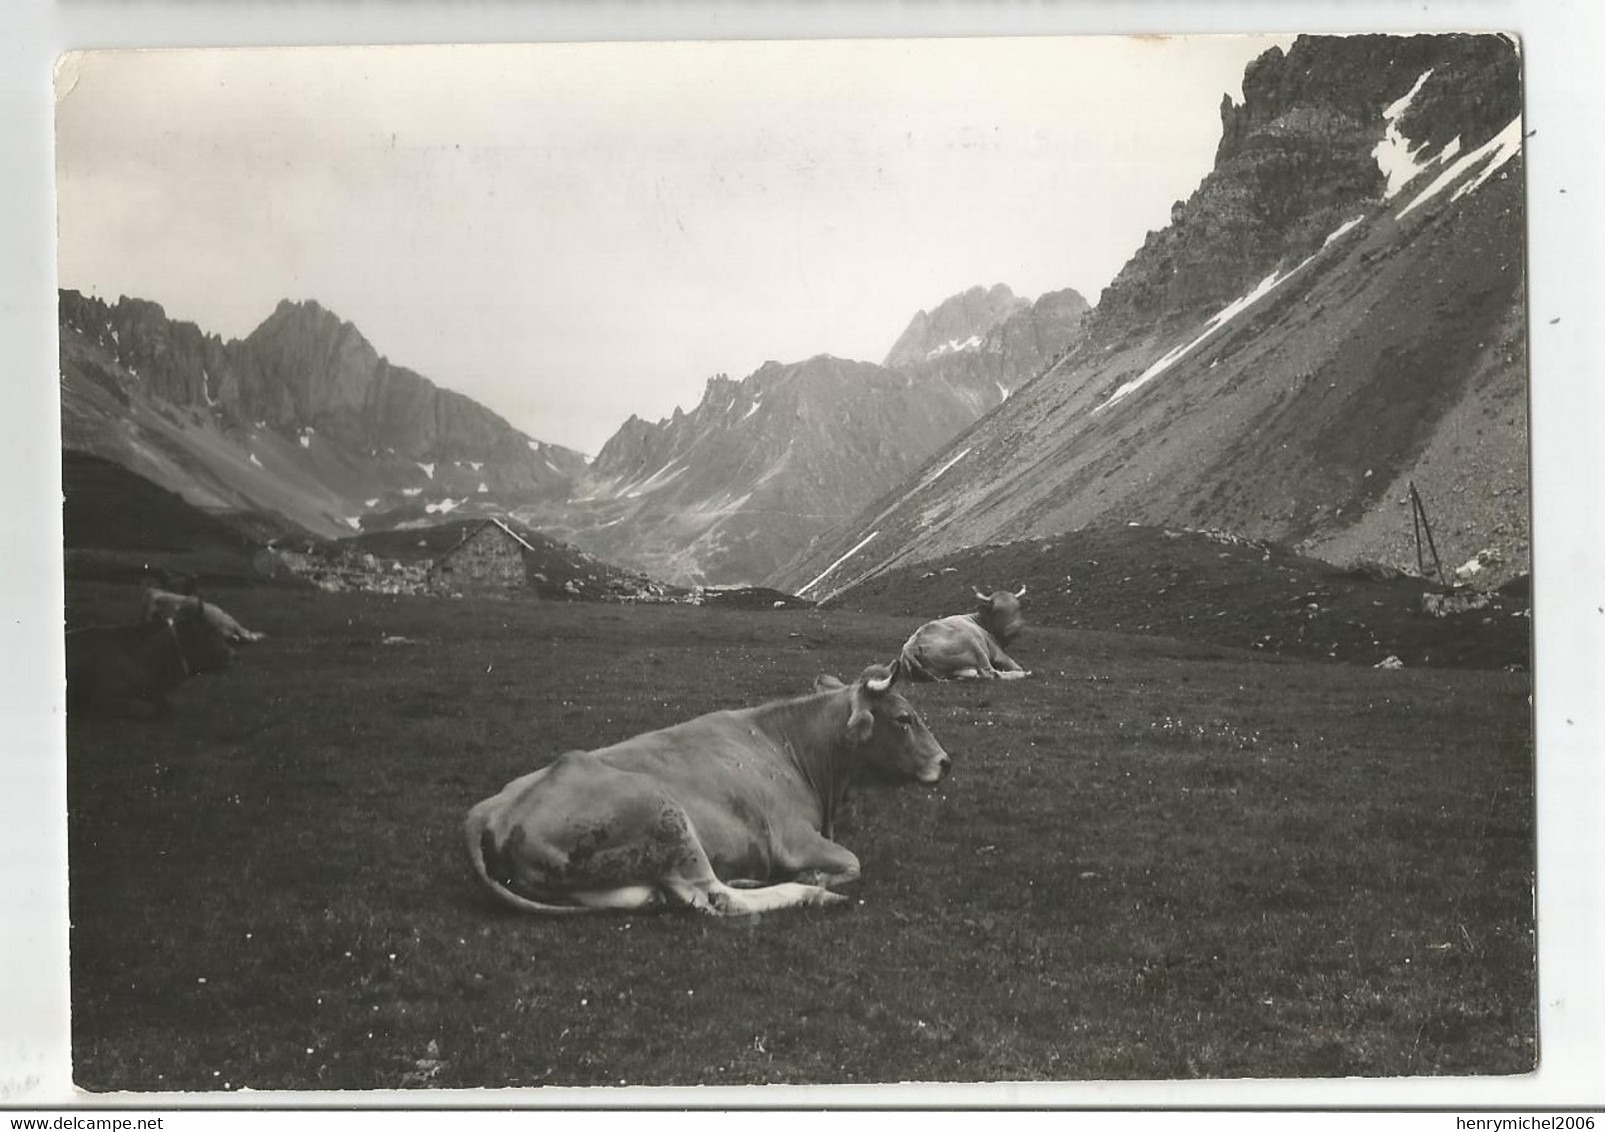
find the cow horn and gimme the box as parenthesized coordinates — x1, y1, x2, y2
(1015, 585, 1027, 598)
(864, 664, 896, 694)
(973, 587, 990, 602)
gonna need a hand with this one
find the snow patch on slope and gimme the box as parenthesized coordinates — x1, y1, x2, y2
(922, 447, 973, 490)
(1372, 69, 1436, 197)
(1398, 115, 1523, 219)
(926, 335, 984, 360)
(798, 530, 879, 598)
(1324, 216, 1366, 247)
(1450, 118, 1524, 201)
(1097, 264, 1305, 414)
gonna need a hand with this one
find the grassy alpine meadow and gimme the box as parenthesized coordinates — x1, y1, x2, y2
(64, 581, 1535, 1089)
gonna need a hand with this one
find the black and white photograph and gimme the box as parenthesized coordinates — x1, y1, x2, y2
(11, 6, 1599, 1106)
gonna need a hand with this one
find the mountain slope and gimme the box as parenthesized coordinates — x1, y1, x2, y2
(774, 33, 1526, 600)
(59, 291, 587, 538)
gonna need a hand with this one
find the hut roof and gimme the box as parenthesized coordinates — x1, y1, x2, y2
(437, 517, 538, 562)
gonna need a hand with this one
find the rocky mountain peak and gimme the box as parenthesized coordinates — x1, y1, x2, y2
(60, 289, 589, 537)
(883, 283, 1028, 368)
(1095, 33, 1521, 344)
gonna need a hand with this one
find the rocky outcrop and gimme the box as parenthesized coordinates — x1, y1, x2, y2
(1099, 33, 1521, 343)
(60, 289, 231, 409)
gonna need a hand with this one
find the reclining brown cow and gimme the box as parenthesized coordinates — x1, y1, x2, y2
(66, 595, 235, 716)
(465, 662, 950, 917)
(898, 585, 1031, 681)
(141, 587, 266, 644)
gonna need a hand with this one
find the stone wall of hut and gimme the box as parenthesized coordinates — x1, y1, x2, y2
(431, 527, 527, 594)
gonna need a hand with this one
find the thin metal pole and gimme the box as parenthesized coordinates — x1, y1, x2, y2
(1409, 482, 1449, 588)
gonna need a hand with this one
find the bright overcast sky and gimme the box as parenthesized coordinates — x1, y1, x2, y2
(55, 35, 1290, 454)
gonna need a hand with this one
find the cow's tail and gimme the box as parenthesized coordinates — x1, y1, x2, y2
(463, 802, 598, 917)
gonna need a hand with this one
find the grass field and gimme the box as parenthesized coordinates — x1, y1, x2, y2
(65, 581, 1535, 1089)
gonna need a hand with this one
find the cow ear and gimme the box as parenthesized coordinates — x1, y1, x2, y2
(846, 706, 874, 744)
(815, 674, 847, 692)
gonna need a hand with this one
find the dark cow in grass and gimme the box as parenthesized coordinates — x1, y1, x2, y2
(66, 596, 235, 717)
(898, 585, 1031, 681)
(141, 587, 266, 644)
(465, 662, 950, 917)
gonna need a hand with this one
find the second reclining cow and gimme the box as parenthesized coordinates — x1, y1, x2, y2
(142, 587, 267, 644)
(898, 586, 1031, 681)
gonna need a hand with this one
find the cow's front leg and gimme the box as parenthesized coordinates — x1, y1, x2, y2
(788, 833, 861, 890)
(991, 649, 1031, 679)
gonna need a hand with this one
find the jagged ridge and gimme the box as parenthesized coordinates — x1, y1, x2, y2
(59, 290, 587, 537)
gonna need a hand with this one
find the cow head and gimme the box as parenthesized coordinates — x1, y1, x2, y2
(843, 663, 951, 785)
(168, 596, 234, 675)
(972, 585, 1027, 644)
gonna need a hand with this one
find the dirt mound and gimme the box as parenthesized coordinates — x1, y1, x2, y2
(827, 525, 1529, 670)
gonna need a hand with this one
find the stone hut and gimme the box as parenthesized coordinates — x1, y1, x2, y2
(428, 518, 538, 596)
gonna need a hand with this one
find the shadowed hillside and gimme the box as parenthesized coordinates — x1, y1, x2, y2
(61, 451, 294, 584)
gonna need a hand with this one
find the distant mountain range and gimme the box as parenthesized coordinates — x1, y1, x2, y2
(774, 32, 1527, 598)
(60, 33, 1527, 602)
(60, 275, 1088, 584)
(59, 291, 586, 540)
(514, 283, 1089, 583)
